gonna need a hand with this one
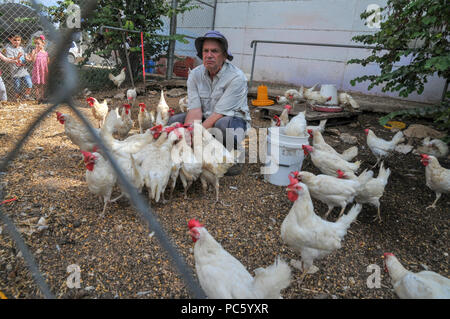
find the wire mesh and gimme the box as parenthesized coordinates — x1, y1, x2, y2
(168, 0, 216, 75)
(0, 1, 46, 102)
(0, 0, 206, 299)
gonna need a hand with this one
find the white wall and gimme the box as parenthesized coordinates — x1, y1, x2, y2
(211, 0, 446, 103)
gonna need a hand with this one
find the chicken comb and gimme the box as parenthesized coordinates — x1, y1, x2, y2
(164, 126, 176, 133)
(273, 115, 281, 126)
(150, 124, 163, 132)
(138, 103, 146, 108)
(169, 108, 175, 116)
(188, 219, 203, 229)
(383, 252, 395, 258)
(80, 151, 92, 162)
(123, 104, 131, 109)
(307, 129, 313, 135)
(287, 174, 298, 188)
(336, 170, 346, 179)
(420, 153, 430, 159)
(285, 104, 292, 110)
(289, 171, 299, 179)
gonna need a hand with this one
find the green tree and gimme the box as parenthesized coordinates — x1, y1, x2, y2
(348, 0, 449, 131)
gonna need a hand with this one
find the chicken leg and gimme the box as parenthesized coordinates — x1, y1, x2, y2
(426, 192, 441, 210)
(324, 206, 333, 219)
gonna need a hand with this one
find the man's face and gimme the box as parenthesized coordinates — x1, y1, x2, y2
(202, 39, 226, 74)
(9, 37, 21, 48)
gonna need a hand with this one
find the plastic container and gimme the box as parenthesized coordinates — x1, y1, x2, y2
(145, 60, 155, 74)
(263, 127, 309, 186)
(320, 84, 338, 105)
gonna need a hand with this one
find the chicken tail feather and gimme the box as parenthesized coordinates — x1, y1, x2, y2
(253, 257, 292, 299)
(377, 162, 391, 186)
(391, 131, 405, 145)
(336, 203, 362, 230)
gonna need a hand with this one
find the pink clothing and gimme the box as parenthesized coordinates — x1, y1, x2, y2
(32, 50, 48, 85)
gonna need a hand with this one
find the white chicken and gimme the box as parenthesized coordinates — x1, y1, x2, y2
(284, 110, 307, 137)
(193, 123, 236, 202)
(109, 151, 144, 203)
(302, 84, 332, 105)
(365, 129, 405, 168)
(415, 137, 449, 159)
(100, 108, 159, 155)
(155, 90, 174, 126)
(308, 128, 358, 162)
(384, 252, 450, 299)
(275, 95, 289, 106)
(420, 154, 450, 209)
(302, 144, 361, 178)
(126, 88, 137, 107)
(86, 97, 109, 128)
(108, 67, 126, 88)
(188, 219, 292, 299)
(116, 104, 133, 140)
(306, 119, 328, 134)
(271, 104, 292, 127)
(338, 92, 360, 109)
(179, 95, 188, 113)
(171, 125, 203, 199)
(135, 126, 182, 203)
(81, 151, 117, 217)
(281, 177, 361, 282)
(353, 162, 391, 222)
(292, 170, 360, 219)
(138, 102, 154, 134)
(284, 88, 303, 106)
(56, 112, 98, 152)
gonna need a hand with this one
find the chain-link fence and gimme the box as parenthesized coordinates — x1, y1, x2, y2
(173, 0, 216, 58)
(0, 1, 46, 102)
(0, 0, 206, 299)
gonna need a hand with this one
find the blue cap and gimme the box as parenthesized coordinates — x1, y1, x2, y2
(195, 30, 233, 61)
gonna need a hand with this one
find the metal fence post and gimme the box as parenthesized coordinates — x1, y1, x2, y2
(166, 0, 178, 80)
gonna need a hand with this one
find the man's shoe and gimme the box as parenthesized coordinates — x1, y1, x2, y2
(225, 163, 243, 176)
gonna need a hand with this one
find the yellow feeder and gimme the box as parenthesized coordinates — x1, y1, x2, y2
(252, 85, 274, 106)
(384, 120, 406, 130)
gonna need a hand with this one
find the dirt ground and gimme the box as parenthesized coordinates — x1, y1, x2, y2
(0, 86, 448, 299)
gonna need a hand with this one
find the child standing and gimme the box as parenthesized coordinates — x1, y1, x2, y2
(5, 35, 33, 101)
(0, 51, 20, 101)
(29, 35, 49, 103)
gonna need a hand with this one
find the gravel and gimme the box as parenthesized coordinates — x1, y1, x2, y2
(0, 89, 448, 299)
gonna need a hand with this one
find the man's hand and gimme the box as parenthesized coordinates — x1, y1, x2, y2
(184, 108, 202, 125)
(202, 112, 224, 129)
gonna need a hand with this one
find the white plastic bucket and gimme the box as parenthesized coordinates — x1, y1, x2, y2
(263, 127, 309, 186)
(320, 84, 338, 105)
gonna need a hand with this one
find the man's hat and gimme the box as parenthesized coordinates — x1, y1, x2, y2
(195, 30, 233, 61)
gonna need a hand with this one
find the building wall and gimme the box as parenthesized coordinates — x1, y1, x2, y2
(209, 0, 446, 103)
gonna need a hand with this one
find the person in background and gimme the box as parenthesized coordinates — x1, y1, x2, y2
(29, 35, 49, 103)
(0, 51, 20, 101)
(5, 34, 33, 101)
(168, 30, 250, 175)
